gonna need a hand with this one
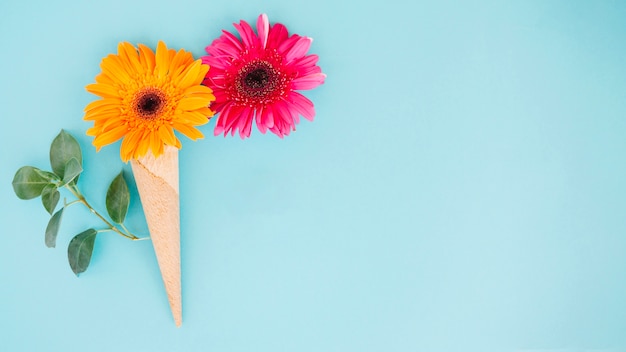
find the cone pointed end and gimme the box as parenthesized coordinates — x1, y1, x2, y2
(169, 292, 182, 327)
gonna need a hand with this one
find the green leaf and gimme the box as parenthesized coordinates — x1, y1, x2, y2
(61, 158, 83, 185)
(50, 130, 82, 181)
(41, 184, 60, 215)
(34, 169, 61, 182)
(106, 171, 130, 224)
(67, 228, 97, 276)
(45, 207, 64, 248)
(12, 166, 50, 199)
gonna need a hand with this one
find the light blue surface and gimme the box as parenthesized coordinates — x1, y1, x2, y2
(1, 0, 626, 351)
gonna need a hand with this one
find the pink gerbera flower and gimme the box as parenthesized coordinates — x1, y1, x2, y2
(201, 14, 326, 138)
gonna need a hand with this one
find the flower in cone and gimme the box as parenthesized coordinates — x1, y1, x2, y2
(85, 41, 215, 162)
(202, 14, 325, 138)
(84, 41, 214, 327)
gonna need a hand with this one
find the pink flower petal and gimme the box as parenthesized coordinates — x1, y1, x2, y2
(257, 14, 269, 49)
(213, 106, 229, 136)
(210, 44, 241, 59)
(291, 55, 322, 76)
(268, 105, 286, 137)
(233, 20, 256, 48)
(243, 108, 254, 138)
(237, 107, 254, 138)
(267, 23, 289, 49)
(289, 92, 316, 121)
(201, 56, 212, 66)
(292, 73, 326, 90)
(255, 106, 267, 134)
(221, 30, 243, 50)
(263, 106, 274, 129)
(273, 101, 296, 134)
(206, 31, 243, 58)
(214, 119, 225, 136)
(294, 54, 318, 67)
(292, 105, 300, 125)
(285, 37, 313, 63)
(269, 124, 284, 138)
(224, 105, 244, 135)
(277, 35, 301, 56)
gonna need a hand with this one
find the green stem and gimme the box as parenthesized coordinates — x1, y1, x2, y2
(120, 222, 147, 241)
(65, 183, 139, 240)
(120, 223, 132, 236)
(65, 199, 82, 207)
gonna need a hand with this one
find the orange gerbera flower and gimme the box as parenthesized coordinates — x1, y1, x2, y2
(84, 41, 215, 162)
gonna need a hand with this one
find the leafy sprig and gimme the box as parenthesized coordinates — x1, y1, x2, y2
(11, 130, 146, 276)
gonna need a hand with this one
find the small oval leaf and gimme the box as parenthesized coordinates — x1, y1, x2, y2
(61, 158, 83, 185)
(34, 169, 61, 182)
(67, 228, 97, 276)
(12, 166, 50, 200)
(45, 207, 64, 248)
(41, 184, 60, 215)
(50, 130, 82, 180)
(106, 171, 130, 224)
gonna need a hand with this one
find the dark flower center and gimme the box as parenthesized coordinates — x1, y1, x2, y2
(235, 60, 282, 101)
(244, 68, 270, 89)
(139, 96, 161, 113)
(133, 88, 166, 120)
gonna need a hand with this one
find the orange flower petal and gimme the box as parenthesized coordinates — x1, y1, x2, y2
(184, 85, 213, 96)
(148, 131, 164, 156)
(174, 60, 203, 88)
(84, 98, 122, 112)
(169, 49, 192, 75)
(95, 72, 116, 85)
(138, 44, 156, 73)
(120, 130, 143, 162)
(86, 83, 120, 98)
(134, 129, 151, 157)
(155, 41, 170, 78)
(84, 109, 120, 122)
(102, 116, 126, 131)
(196, 107, 215, 117)
(157, 125, 177, 145)
(178, 97, 211, 110)
(180, 111, 210, 125)
(92, 124, 128, 147)
(173, 122, 204, 140)
(101, 56, 131, 83)
(86, 126, 101, 136)
(119, 42, 144, 75)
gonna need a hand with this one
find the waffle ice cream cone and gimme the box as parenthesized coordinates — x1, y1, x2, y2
(131, 146, 182, 327)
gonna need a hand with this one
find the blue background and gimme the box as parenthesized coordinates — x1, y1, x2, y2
(1, 0, 626, 351)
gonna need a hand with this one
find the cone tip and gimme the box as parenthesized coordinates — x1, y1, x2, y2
(173, 305, 182, 327)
